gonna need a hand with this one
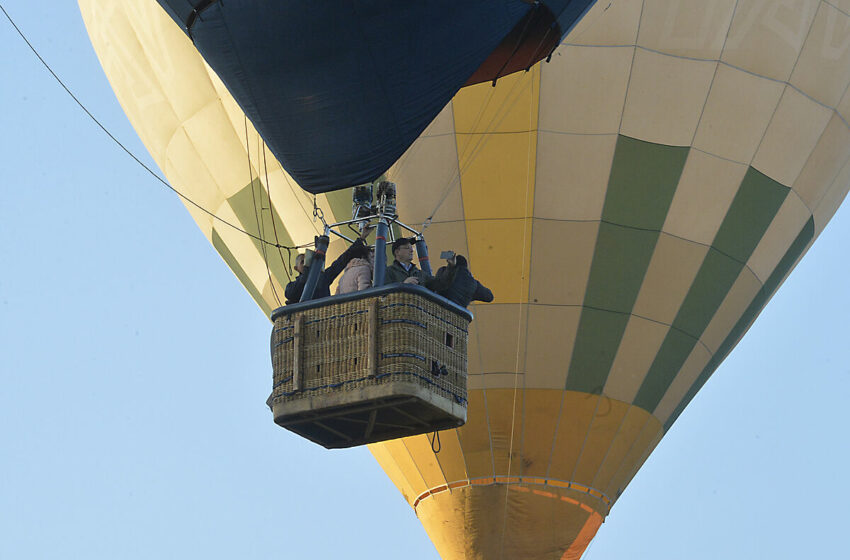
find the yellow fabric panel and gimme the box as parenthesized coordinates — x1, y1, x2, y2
(374, 438, 429, 503)
(465, 219, 531, 305)
(524, 306, 581, 389)
(568, 0, 642, 46)
(610, 429, 664, 497)
(590, 406, 655, 492)
(620, 49, 716, 145)
(748, 195, 812, 283)
(603, 316, 669, 403)
(692, 65, 785, 164)
(569, 397, 630, 484)
(368, 442, 417, 504)
(528, 221, 599, 306)
(453, 68, 538, 307)
(401, 434, 449, 490)
(433, 429, 469, 484)
(547, 392, 601, 481)
(632, 233, 710, 325)
(538, 46, 633, 134)
(453, 66, 540, 135)
(653, 344, 712, 424)
(602, 416, 663, 500)
(794, 115, 850, 211)
(534, 134, 616, 220)
(637, 0, 737, 59)
(457, 390, 494, 478)
(518, 390, 565, 477)
(662, 150, 748, 245)
(483, 388, 524, 477)
(752, 88, 833, 186)
(789, 3, 850, 107)
(416, 484, 603, 560)
(722, 0, 820, 82)
(699, 268, 762, 354)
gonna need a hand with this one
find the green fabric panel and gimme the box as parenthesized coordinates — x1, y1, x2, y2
(672, 250, 746, 338)
(633, 169, 789, 413)
(584, 224, 662, 313)
(663, 217, 814, 430)
(712, 168, 791, 262)
(565, 136, 689, 393)
(212, 229, 274, 318)
(602, 136, 690, 230)
(565, 309, 631, 394)
(228, 179, 297, 286)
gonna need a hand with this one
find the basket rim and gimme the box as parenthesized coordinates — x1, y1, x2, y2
(270, 283, 473, 322)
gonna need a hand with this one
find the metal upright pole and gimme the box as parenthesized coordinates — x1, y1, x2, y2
(300, 234, 329, 302)
(372, 218, 389, 287)
(371, 181, 396, 288)
(414, 236, 432, 277)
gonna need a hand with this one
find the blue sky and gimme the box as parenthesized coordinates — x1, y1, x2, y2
(1, 2, 849, 558)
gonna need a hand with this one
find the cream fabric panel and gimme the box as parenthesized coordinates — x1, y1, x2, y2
(533, 134, 615, 220)
(699, 268, 762, 354)
(722, 0, 820, 82)
(603, 317, 669, 403)
(692, 64, 785, 164)
(794, 114, 850, 210)
(752, 87, 833, 185)
(637, 0, 737, 59)
(538, 46, 633, 134)
(789, 3, 850, 108)
(524, 306, 582, 389)
(567, 0, 642, 46)
(631, 234, 710, 325)
(620, 49, 716, 145)
(661, 150, 747, 244)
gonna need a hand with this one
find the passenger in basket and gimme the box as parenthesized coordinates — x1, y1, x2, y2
(429, 252, 493, 308)
(336, 231, 376, 295)
(285, 231, 370, 304)
(385, 237, 431, 285)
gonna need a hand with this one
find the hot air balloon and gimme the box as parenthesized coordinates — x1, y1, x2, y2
(79, 0, 850, 558)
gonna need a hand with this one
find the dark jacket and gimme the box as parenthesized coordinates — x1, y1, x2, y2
(285, 239, 368, 304)
(385, 259, 431, 285)
(430, 255, 493, 308)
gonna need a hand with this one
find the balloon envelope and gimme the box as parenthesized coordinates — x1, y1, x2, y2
(150, 0, 596, 193)
(80, 0, 850, 558)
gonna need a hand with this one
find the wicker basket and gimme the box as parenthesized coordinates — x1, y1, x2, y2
(269, 285, 470, 448)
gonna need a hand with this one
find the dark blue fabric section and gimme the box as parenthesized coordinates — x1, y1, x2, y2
(153, 1, 594, 193)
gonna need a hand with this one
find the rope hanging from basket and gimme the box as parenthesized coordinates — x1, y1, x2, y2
(429, 430, 441, 454)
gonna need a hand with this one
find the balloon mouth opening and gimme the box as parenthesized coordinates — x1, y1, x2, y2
(464, 3, 561, 86)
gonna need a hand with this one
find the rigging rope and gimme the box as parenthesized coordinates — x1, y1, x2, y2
(245, 115, 282, 306)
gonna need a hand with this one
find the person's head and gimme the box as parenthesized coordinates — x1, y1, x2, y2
(391, 238, 415, 265)
(294, 253, 306, 274)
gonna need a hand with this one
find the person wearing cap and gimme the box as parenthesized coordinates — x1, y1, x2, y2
(385, 237, 431, 285)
